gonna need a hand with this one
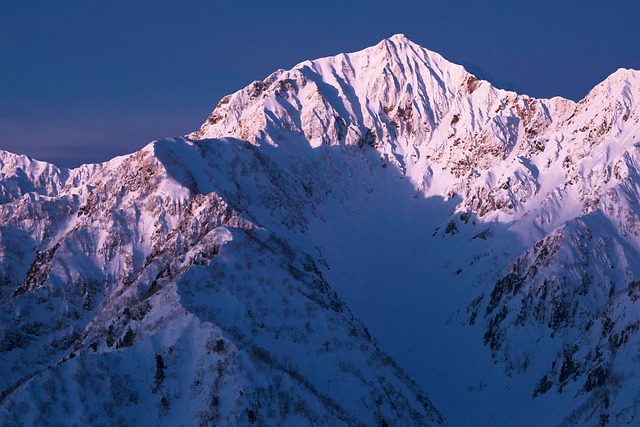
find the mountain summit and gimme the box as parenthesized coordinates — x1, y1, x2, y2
(191, 33, 478, 151)
(2, 36, 640, 426)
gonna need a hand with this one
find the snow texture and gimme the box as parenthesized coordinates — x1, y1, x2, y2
(3, 34, 640, 426)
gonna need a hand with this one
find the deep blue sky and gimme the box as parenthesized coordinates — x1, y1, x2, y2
(2, 1, 639, 167)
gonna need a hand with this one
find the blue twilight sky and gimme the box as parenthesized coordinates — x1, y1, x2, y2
(1, 0, 639, 167)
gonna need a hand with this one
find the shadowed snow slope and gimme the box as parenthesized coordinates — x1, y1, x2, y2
(3, 35, 640, 426)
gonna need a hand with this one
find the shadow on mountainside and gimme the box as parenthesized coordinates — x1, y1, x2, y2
(155, 134, 526, 425)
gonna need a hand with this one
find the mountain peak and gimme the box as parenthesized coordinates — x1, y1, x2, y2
(388, 32, 408, 41)
(611, 67, 640, 79)
(191, 35, 476, 145)
(595, 67, 640, 90)
(371, 33, 456, 69)
(6, 32, 640, 427)
(581, 66, 640, 107)
(384, 33, 412, 45)
(379, 33, 429, 53)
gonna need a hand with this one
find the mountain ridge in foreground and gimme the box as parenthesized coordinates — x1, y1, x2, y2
(2, 34, 640, 426)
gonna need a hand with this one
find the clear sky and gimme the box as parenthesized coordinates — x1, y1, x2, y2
(2, 0, 639, 167)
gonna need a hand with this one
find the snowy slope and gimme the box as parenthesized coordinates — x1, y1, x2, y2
(0, 139, 444, 426)
(189, 34, 640, 426)
(3, 34, 640, 426)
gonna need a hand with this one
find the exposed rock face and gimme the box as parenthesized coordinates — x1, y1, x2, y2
(2, 34, 640, 426)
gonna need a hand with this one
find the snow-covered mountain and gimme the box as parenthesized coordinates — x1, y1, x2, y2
(2, 34, 640, 426)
